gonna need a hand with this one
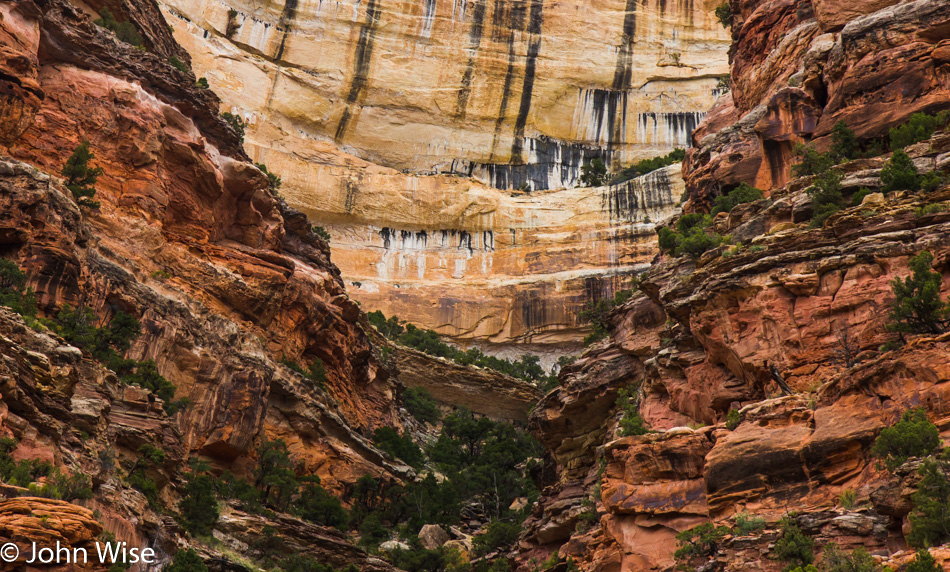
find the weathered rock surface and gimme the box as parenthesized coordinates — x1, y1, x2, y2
(155, 0, 727, 354)
(685, 0, 950, 208)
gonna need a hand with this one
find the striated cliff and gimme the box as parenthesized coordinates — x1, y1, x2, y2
(152, 0, 728, 352)
(517, 0, 950, 570)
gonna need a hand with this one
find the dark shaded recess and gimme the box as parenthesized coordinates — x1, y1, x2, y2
(274, 0, 298, 61)
(458, 231, 473, 252)
(510, 0, 544, 161)
(611, 0, 640, 92)
(762, 139, 793, 186)
(334, 0, 381, 143)
(379, 227, 392, 249)
(455, 0, 487, 118)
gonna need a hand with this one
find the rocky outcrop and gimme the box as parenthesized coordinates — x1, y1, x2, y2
(685, 0, 950, 207)
(377, 334, 541, 423)
(517, 36, 950, 570)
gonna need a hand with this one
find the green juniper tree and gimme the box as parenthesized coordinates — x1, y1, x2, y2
(62, 141, 104, 208)
(887, 251, 949, 337)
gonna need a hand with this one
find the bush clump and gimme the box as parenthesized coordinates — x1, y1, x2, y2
(0, 259, 37, 318)
(890, 111, 950, 151)
(402, 387, 441, 424)
(714, 2, 731, 27)
(906, 549, 943, 572)
(674, 523, 730, 568)
(579, 288, 634, 345)
(580, 158, 608, 187)
(616, 385, 649, 436)
(907, 454, 950, 548)
(871, 408, 941, 470)
(887, 251, 950, 337)
(881, 150, 921, 192)
(773, 517, 814, 569)
(657, 213, 726, 259)
(94, 8, 144, 47)
(711, 183, 764, 215)
(807, 170, 844, 227)
(255, 163, 282, 193)
(164, 549, 208, 572)
(221, 112, 247, 143)
(62, 140, 104, 208)
(372, 427, 425, 469)
(820, 545, 881, 572)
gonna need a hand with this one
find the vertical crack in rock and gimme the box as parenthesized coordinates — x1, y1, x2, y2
(455, 0, 487, 118)
(334, 0, 382, 143)
(510, 0, 544, 162)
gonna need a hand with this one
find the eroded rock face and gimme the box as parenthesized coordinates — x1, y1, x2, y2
(155, 0, 727, 354)
(685, 0, 950, 208)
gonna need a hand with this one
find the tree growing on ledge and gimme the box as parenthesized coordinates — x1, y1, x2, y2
(887, 251, 950, 337)
(580, 158, 608, 187)
(61, 140, 104, 208)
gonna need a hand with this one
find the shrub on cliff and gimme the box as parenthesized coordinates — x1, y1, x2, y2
(180, 471, 219, 536)
(881, 150, 921, 192)
(773, 517, 814, 570)
(369, 310, 405, 339)
(94, 8, 144, 48)
(908, 454, 950, 548)
(657, 214, 725, 259)
(221, 112, 247, 143)
(616, 385, 649, 436)
(580, 158, 608, 187)
(62, 141, 104, 208)
(714, 2, 731, 27)
(830, 121, 861, 162)
(712, 183, 764, 215)
(298, 476, 348, 529)
(890, 111, 950, 151)
(807, 169, 844, 227)
(580, 288, 634, 344)
(255, 163, 282, 193)
(403, 387, 441, 424)
(255, 438, 298, 511)
(887, 251, 950, 337)
(164, 549, 208, 572)
(674, 523, 730, 568)
(820, 545, 880, 572)
(373, 427, 426, 469)
(0, 259, 37, 318)
(871, 408, 941, 469)
(792, 144, 834, 177)
(473, 520, 521, 557)
(906, 549, 942, 572)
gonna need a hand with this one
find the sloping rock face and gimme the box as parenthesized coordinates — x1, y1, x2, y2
(155, 0, 727, 355)
(515, 0, 950, 567)
(685, 0, 950, 206)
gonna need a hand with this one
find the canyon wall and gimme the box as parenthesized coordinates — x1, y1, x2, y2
(155, 0, 729, 354)
(159, 0, 730, 188)
(517, 0, 950, 569)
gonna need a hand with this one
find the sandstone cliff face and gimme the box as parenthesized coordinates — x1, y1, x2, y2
(516, 0, 950, 568)
(0, 0, 418, 565)
(153, 0, 727, 353)
(685, 0, 950, 205)
(159, 0, 729, 186)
